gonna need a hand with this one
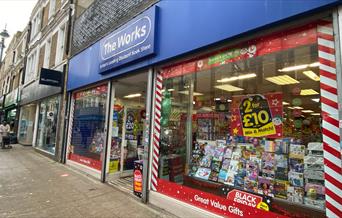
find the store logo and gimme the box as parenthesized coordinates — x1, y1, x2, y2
(101, 16, 152, 61)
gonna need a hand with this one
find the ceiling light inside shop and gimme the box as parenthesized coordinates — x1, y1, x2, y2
(214, 98, 221, 101)
(311, 98, 320, 102)
(124, 93, 142, 98)
(265, 75, 300, 85)
(215, 84, 244, 92)
(278, 62, 320, 72)
(168, 89, 175, 92)
(311, 113, 321, 116)
(227, 99, 232, 102)
(287, 106, 294, 109)
(303, 70, 320, 81)
(293, 106, 303, 109)
(282, 101, 290, 105)
(217, 73, 257, 83)
(300, 89, 319, 96)
(178, 90, 203, 96)
(302, 110, 314, 113)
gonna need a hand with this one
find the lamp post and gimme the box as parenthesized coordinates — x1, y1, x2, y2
(0, 27, 10, 62)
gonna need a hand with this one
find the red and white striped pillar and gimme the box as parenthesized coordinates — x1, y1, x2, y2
(151, 73, 163, 191)
(317, 20, 342, 218)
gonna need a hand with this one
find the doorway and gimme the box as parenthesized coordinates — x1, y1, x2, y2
(106, 71, 149, 193)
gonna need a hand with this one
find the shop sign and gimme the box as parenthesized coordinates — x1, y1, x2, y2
(4, 88, 18, 108)
(157, 179, 286, 218)
(39, 68, 63, 87)
(226, 189, 268, 211)
(231, 93, 283, 138)
(20, 81, 61, 106)
(68, 153, 102, 171)
(99, 6, 156, 73)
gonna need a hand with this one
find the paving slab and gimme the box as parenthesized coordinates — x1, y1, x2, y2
(0, 145, 177, 218)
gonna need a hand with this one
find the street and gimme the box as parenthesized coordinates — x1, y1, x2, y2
(0, 145, 175, 218)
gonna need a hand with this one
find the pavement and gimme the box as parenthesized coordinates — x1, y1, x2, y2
(0, 145, 176, 218)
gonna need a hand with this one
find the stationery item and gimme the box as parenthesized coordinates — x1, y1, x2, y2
(273, 180, 288, 199)
(287, 186, 304, 203)
(234, 174, 245, 189)
(261, 152, 275, 178)
(246, 159, 260, 179)
(228, 160, 240, 174)
(199, 155, 212, 168)
(213, 146, 226, 161)
(209, 171, 219, 182)
(195, 167, 212, 180)
(258, 176, 274, 197)
(304, 155, 324, 171)
(221, 159, 231, 171)
(288, 171, 304, 187)
(218, 170, 228, 183)
(289, 144, 305, 159)
(211, 160, 222, 172)
(263, 140, 276, 152)
(304, 170, 324, 181)
(225, 172, 235, 186)
(289, 158, 304, 173)
(231, 149, 242, 160)
(244, 177, 258, 193)
(224, 147, 233, 159)
(275, 138, 290, 154)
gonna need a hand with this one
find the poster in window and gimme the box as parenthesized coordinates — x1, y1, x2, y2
(231, 93, 283, 138)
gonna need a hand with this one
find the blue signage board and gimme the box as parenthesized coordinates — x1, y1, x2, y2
(99, 6, 156, 74)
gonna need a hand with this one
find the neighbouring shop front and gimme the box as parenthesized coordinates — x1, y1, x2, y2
(67, 1, 342, 218)
(3, 88, 19, 132)
(19, 68, 63, 156)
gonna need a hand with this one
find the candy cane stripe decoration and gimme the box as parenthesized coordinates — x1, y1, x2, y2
(317, 20, 342, 218)
(151, 73, 163, 191)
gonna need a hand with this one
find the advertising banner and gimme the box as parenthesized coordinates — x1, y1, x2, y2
(230, 93, 283, 138)
(157, 179, 287, 218)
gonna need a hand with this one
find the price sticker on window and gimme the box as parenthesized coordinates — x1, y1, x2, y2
(239, 95, 276, 137)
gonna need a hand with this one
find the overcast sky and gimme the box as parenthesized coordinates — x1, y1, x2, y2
(0, 0, 38, 59)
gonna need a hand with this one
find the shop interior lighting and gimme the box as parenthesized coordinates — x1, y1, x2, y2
(303, 70, 320, 81)
(178, 90, 203, 96)
(214, 84, 244, 92)
(278, 62, 320, 72)
(161, 88, 175, 93)
(287, 106, 294, 109)
(282, 101, 290, 105)
(311, 98, 320, 103)
(302, 110, 314, 113)
(311, 113, 321, 116)
(214, 98, 221, 101)
(217, 73, 257, 83)
(300, 89, 319, 96)
(293, 106, 303, 109)
(227, 99, 232, 102)
(265, 75, 300, 85)
(124, 93, 142, 98)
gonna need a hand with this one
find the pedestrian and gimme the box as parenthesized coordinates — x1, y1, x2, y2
(0, 121, 5, 149)
(0, 121, 11, 149)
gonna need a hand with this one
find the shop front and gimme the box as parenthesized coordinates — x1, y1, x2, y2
(19, 69, 62, 155)
(66, 6, 156, 187)
(67, 1, 342, 217)
(3, 88, 19, 131)
(149, 18, 341, 218)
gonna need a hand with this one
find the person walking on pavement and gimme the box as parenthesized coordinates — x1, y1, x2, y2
(0, 121, 11, 149)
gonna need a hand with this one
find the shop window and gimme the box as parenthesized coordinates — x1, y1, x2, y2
(35, 95, 60, 154)
(18, 104, 36, 145)
(157, 23, 326, 217)
(69, 85, 108, 171)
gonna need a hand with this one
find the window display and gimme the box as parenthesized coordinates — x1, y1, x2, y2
(156, 23, 326, 217)
(68, 85, 108, 171)
(35, 95, 60, 154)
